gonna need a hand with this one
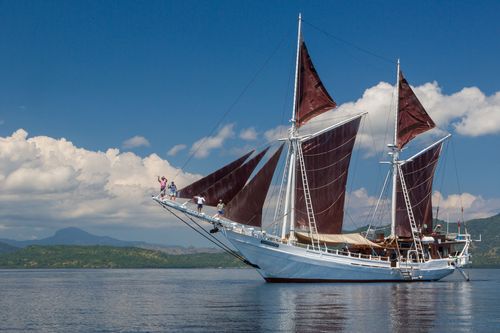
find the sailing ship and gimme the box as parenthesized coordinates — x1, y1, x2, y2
(154, 15, 472, 282)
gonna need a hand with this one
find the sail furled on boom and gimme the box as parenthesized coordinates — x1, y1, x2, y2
(395, 143, 443, 237)
(295, 116, 361, 234)
(225, 144, 284, 227)
(397, 71, 436, 149)
(178, 151, 253, 199)
(296, 41, 337, 127)
(203, 147, 269, 206)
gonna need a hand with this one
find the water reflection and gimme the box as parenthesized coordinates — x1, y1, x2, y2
(0, 269, 493, 333)
(240, 274, 475, 332)
(247, 284, 348, 332)
(388, 280, 474, 333)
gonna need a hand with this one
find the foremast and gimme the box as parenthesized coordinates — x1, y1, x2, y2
(281, 13, 302, 242)
(280, 14, 360, 248)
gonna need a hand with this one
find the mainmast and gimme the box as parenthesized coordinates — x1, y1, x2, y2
(390, 59, 400, 238)
(281, 13, 302, 241)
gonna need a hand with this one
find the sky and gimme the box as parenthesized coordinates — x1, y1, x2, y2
(0, 0, 499, 245)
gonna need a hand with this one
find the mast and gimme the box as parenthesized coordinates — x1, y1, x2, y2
(281, 13, 302, 241)
(390, 59, 400, 238)
(291, 13, 302, 128)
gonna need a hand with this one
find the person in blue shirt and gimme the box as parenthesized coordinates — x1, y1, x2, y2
(168, 181, 177, 201)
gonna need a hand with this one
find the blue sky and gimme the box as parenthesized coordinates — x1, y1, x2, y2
(0, 1, 499, 245)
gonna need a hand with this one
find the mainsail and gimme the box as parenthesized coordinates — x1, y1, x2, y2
(397, 71, 436, 149)
(178, 150, 253, 199)
(225, 144, 284, 227)
(296, 41, 337, 127)
(295, 117, 362, 234)
(395, 143, 443, 237)
(203, 148, 269, 206)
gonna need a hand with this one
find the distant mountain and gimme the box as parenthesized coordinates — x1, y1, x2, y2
(0, 227, 219, 254)
(0, 227, 145, 248)
(0, 242, 18, 254)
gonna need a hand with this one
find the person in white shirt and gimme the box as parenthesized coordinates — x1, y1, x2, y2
(194, 194, 206, 213)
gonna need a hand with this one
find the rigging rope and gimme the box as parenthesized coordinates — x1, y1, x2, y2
(158, 203, 259, 268)
(302, 20, 396, 66)
(433, 140, 449, 221)
(450, 139, 466, 227)
(173, 27, 294, 182)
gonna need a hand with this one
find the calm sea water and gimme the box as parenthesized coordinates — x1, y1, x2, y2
(0, 268, 498, 332)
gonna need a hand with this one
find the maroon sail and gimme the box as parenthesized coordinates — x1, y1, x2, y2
(178, 151, 253, 199)
(203, 147, 269, 206)
(225, 144, 284, 227)
(395, 143, 443, 237)
(397, 71, 436, 149)
(295, 117, 361, 234)
(296, 41, 337, 127)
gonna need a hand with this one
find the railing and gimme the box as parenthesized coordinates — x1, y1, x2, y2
(155, 196, 447, 265)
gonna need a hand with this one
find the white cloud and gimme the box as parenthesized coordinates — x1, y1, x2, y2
(167, 144, 187, 156)
(452, 90, 500, 136)
(122, 135, 150, 149)
(341, 187, 500, 230)
(190, 124, 235, 158)
(432, 191, 500, 221)
(264, 125, 289, 142)
(239, 127, 258, 141)
(0, 129, 200, 232)
(263, 82, 500, 155)
(1, 130, 497, 241)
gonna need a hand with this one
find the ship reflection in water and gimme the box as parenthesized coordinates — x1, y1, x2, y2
(240, 274, 476, 332)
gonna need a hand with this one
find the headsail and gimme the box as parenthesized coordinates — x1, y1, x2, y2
(225, 144, 284, 227)
(296, 41, 337, 127)
(178, 150, 253, 199)
(203, 147, 269, 206)
(295, 116, 361, 234)
(395, 142, 443, 237)
(397, 71, 436, 149)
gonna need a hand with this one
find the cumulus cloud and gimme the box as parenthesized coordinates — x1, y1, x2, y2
(264, 125, 289, 142)
(122, 135, 150, 149)
(0, 129, 200, 232)
(263, 81, 500, 155)
(167, 144, 187, 156)
(432, 191, 500, 221)
(190, 124, 235, 158)
(343, 188, 500, 230)
(239, 127, 258, 141)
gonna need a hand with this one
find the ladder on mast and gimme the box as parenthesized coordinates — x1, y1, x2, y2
(397, 164, 424, 262)
(297, 143, 320, 251)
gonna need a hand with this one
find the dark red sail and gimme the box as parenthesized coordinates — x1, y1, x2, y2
(395, 143, 443, 237)
(397, 71, 436, 149)
(296, 41, 337, 127)
(203, 147, 269, 206)
(178, 151, 253, 199)
(295, 117, 361, 234)
(225, 144, 284, 227)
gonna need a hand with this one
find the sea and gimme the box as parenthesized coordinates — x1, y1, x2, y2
(0, 268, 498, 333)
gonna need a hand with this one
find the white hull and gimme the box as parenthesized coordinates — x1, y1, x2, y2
(224, 230, 455, 282)
(153, 198, 464, 283)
